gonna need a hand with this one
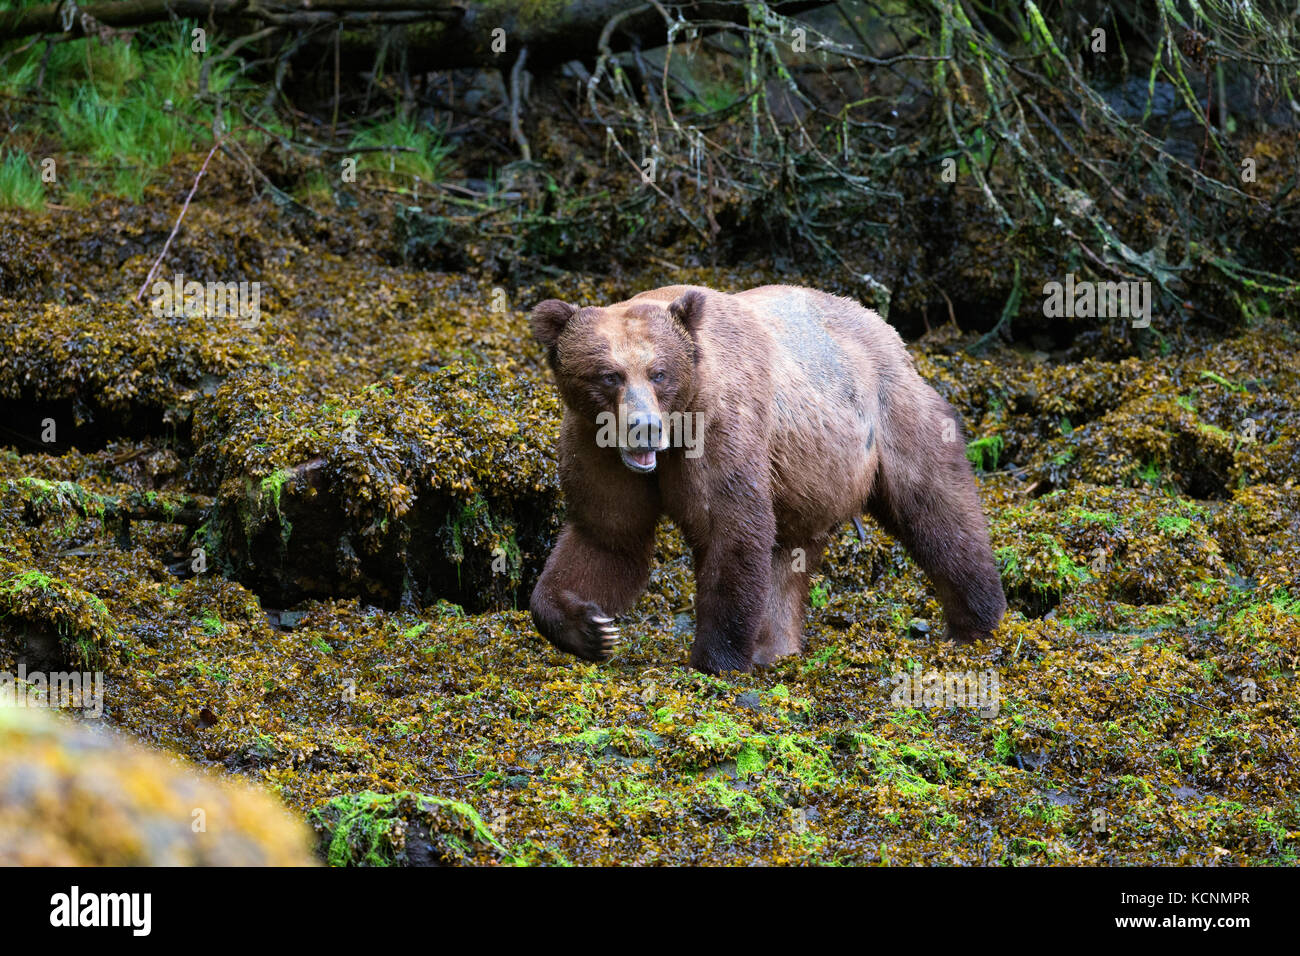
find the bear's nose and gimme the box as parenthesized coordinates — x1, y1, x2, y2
(625, 411, 662, 451)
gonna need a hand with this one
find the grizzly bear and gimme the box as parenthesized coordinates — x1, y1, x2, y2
(528, 285, 1005, 674)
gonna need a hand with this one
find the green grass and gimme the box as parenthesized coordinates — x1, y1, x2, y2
(0, 150, 44, 210)
(55, 86, 192, 199)
(0, 23, 241, 207)
(353, 115, 454, 185)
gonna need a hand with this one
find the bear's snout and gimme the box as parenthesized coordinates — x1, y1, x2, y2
(625, 410, 662, 450)
(621, 410, 662, 473)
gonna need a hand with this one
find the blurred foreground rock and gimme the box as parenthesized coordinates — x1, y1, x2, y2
(0, 707, 316, 865)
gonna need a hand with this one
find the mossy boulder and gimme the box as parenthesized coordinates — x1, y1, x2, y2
(989, 485, 1231, 618)
(915, 327, 1299, 501)
(0, 561, 118, 669)
(192, 361, 561, 610)
(0, 707, 316, 865)
(309, 790, 507, 866)
(0, 300, 273, 446)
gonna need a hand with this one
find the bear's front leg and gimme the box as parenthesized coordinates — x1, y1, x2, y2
(530, 524, 654, 663)
(688, 518, 776, 675)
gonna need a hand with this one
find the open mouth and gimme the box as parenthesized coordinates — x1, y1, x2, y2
(620, 448, 657, 473)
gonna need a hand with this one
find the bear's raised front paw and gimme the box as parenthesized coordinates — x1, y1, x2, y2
(559, 601, 620, 662)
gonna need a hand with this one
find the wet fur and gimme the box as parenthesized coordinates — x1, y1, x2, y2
(529, 285, 1006, 674)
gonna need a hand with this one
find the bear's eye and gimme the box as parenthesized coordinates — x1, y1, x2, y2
(649, 370, 667, 384)
(600, 372, 622, 388)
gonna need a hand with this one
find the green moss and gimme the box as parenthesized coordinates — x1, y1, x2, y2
(995, 546, 1021, 580)
(768, 735, 837, 789)
(1064, 507, 1119, 530)
(260, 469, 294, 517)
(1018, 796, 1071, 824)
(309, 790, 507, 867)
(735, 743, 766, 777)
(965, 434, 1005, 471)
(1199, 369, 1246, 393)
(1060, 609, 1100, 629)
(1156, 514, 1193, 537)
(402, 622, 431, 641)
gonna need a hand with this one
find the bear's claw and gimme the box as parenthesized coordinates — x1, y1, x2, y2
(594, 617, 620, 657)
(568, 605, 619, 662)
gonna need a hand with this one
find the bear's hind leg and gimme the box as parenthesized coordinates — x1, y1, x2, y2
(868, 398, 1006, 643)
(752, 536, 827, 668)
(752, 551, 805, 669)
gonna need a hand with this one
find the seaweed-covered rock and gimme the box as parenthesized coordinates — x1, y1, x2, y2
(1062, 397, 1238, 498)
(1212, 484, 1300, 596)
(0, 561, 119, 669)
(990, 485, 1230, 618)
(1233, 422, 1300, 487)
(0, 220, 53, 296)
(309, 790, 507, 866)
(0, 300, 273, 446)
(916, 326, 1300, 501)
(0, 707, 316, 865)
(2, 169, 1297, 866)
(192, 361, 561, 610)
(2, 475, 208, 549)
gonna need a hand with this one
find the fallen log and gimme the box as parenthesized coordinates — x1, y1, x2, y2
(0, 1, 834, 72)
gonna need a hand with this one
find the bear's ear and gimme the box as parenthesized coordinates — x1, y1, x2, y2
(530, 300, 577, 348)
(668, 290, 706, 336)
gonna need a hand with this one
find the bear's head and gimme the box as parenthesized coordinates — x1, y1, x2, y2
(530, 291, 704, 474)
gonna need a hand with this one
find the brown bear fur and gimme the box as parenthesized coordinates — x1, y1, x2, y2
(528, 285, 1006, 674)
